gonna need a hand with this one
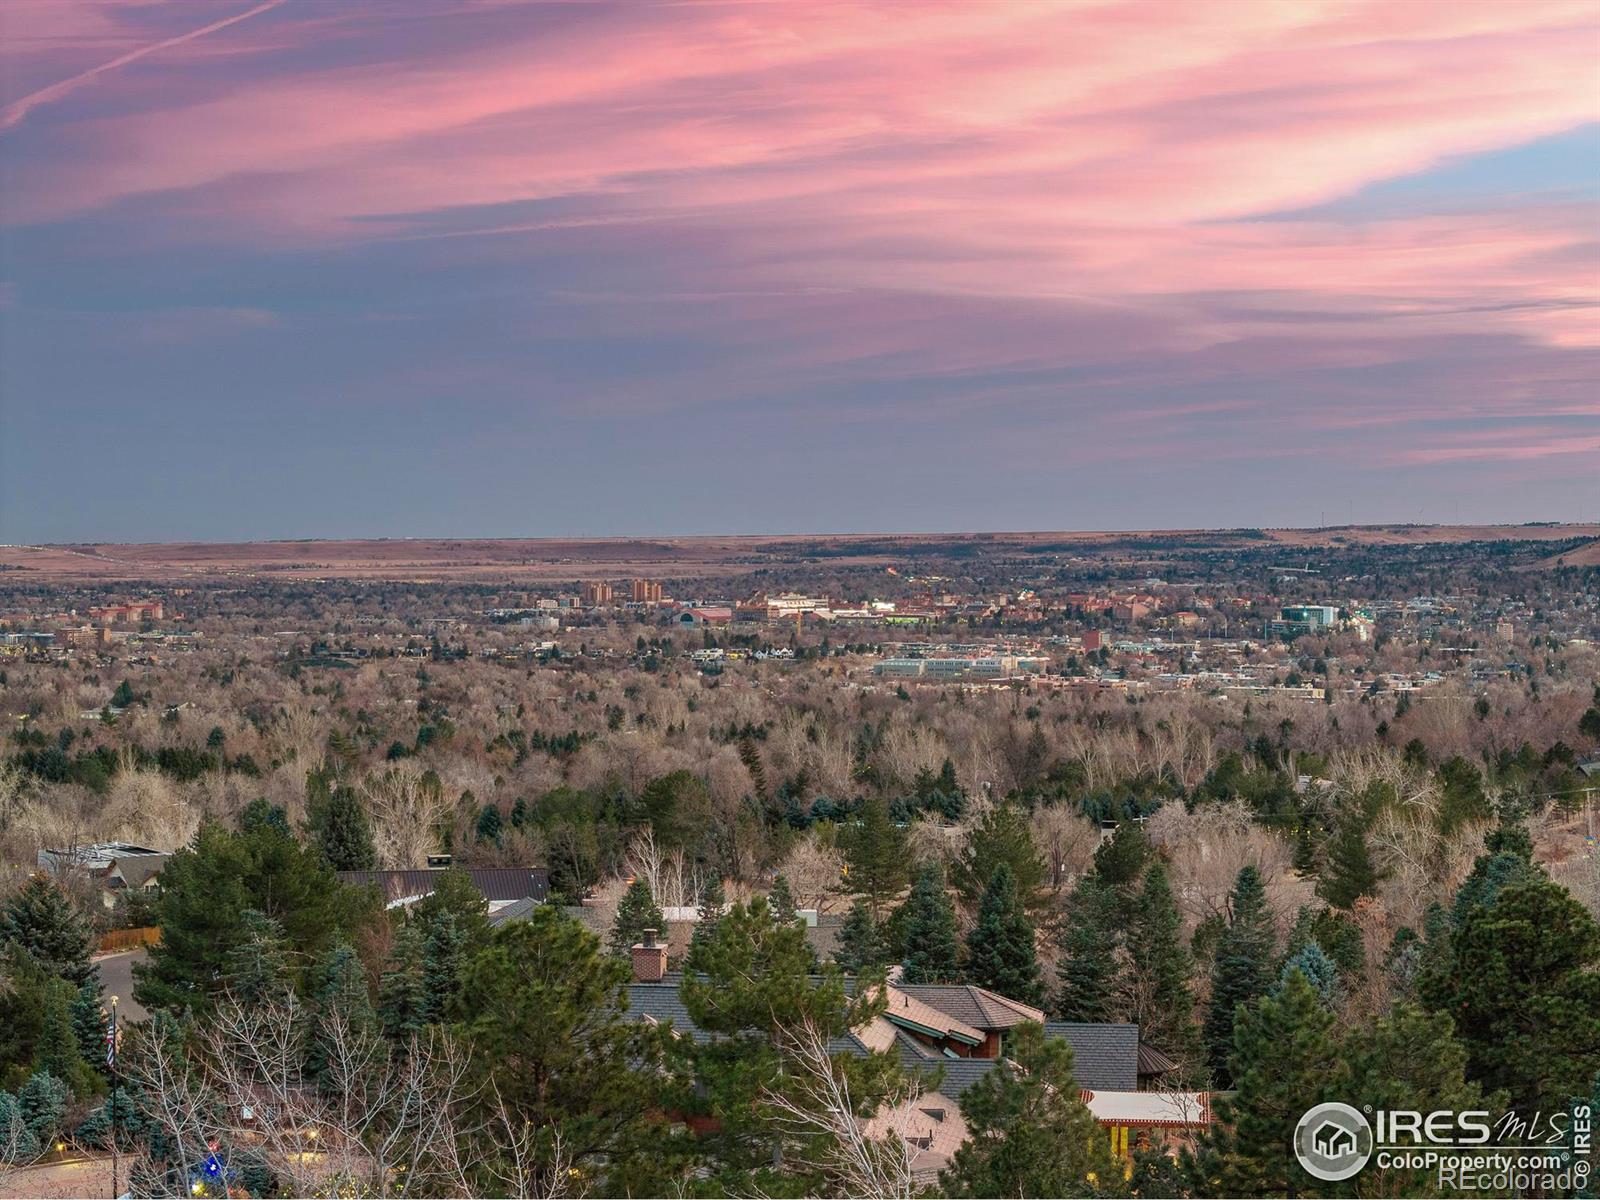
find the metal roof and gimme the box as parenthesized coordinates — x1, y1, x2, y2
(336, 866, 548, 904)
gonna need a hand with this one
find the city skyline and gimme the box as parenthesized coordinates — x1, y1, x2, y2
(1, 0, 1596, 542)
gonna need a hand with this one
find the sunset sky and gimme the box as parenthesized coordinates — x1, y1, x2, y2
(1, 0, 1596, 541)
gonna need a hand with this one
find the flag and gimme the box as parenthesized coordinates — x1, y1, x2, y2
(105, 1008, 118, 1070)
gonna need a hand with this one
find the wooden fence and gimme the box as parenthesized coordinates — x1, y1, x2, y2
(97, 926, 161, 953)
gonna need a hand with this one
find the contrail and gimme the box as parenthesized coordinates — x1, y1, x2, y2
(0, 0, 285, 133)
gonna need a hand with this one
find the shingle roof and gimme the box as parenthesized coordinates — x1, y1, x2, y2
(878, 986, 985, 1045)
(913, 1057, 1003, 1098)
(1042, 1022, 1139, 1091)
(625, 979, 709, 1042)
(487, 896, 541, 926)
(108, 853, 169, 889)
(896, 984, 1045, 1031)
(806, 913, 846, 962)
(623, 976, 1137, 1097)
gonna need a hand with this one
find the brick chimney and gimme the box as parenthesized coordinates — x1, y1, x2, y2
(631, 928, 668, 982)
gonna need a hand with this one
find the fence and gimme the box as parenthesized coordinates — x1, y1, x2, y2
(98, 926, 161, 953)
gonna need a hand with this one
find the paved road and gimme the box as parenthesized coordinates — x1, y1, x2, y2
(92, 950, 148, 1022)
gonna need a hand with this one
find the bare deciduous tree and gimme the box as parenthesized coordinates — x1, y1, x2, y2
(759, 1019, 925, 1200)
(773, 833, 845, 914)
(131, 992, 485, 1199)
(363, 762, 453, 869)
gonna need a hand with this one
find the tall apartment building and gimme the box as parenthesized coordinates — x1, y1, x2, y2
(631, 580, 663, 604)
(581, 581, 614, 607)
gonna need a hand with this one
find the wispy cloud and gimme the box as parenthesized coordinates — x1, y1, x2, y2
(1, 0, 1595, 537)
(0, 0, 284, 132)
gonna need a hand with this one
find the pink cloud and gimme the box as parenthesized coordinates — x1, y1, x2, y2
(1, 0, 1595, 436)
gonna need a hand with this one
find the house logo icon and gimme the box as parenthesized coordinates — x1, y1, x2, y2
(1294, 1102, 1373, 1181)
(1313, 1122, 1356, 1158)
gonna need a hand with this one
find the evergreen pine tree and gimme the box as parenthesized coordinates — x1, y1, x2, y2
(952, 802, 1045, 913)
(1436, 756, 1491, 834)
(1186, 970, 1344, 1196)
(681, 897, 895, 1190)
(412, 868, 492, 953)
(1449, 818, 1541, 928)
(420, 910, 469, 1023)
(454, 908, 675, 1196)
(1318, 789, 1382, 909)
(1284, 904, 1365, 981)
(69, 977, 105, 1076)
(767, 875, 798, 924)
(17, 1070, 70, 1144)
(840, 794, 909, 917)
(1581, 701, 1600, 744)
(1292, 822, 1318, 875)
(474, 803, 504, 846)
(965, 864, 1043, 1006)
(306, 781, 378, 870)
(1203, 865, 1276, 1085)
(1279, 941, 1342, 1010)
(834, 899, 883, 973)
(1423, 878, 1600, 1114)
(33, 981, 96, 1097)
(308, 941, 376, 1084)
(1344, 1004, 1487, 1197)
(941, 1022, 1119, 1198)
(1126, 861, 1199, 1068)
(220, 908, 291, 1002)
(932, 758, 965, 821)
(697, 876, 727, 924)
(135, 819, 380, 1015)
(1053, 874, 1122, 1022)
(689, 876, 729, 955)
(898, 865, 960, 984)
(0, 1090, 40, 1162)
(0, 875, 95, 986)
(610, 879, 665, 958)
(312, 940, 375, 1032)
(1091, 820, 1151, 891)
(74, 1087, 141, 1153)
(377, 923, 428, 1039)
(238, 798, 290, 836)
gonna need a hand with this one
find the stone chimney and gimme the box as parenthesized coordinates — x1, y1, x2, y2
(631, 928, 667, 983)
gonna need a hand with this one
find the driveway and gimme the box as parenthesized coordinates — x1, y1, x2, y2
(93, 949, 149, 1022)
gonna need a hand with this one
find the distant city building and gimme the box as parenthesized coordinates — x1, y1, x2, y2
(631, 580, 663, 605)
(581, 581, 614, 607)
(56, 624, 108, 649)
(874, 655, 1047, 679)
(679, 606, 734, 627)
(1266, 604, 1342, 641)
(89, 600, 164, 626)
(735, 592, 834, 622)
